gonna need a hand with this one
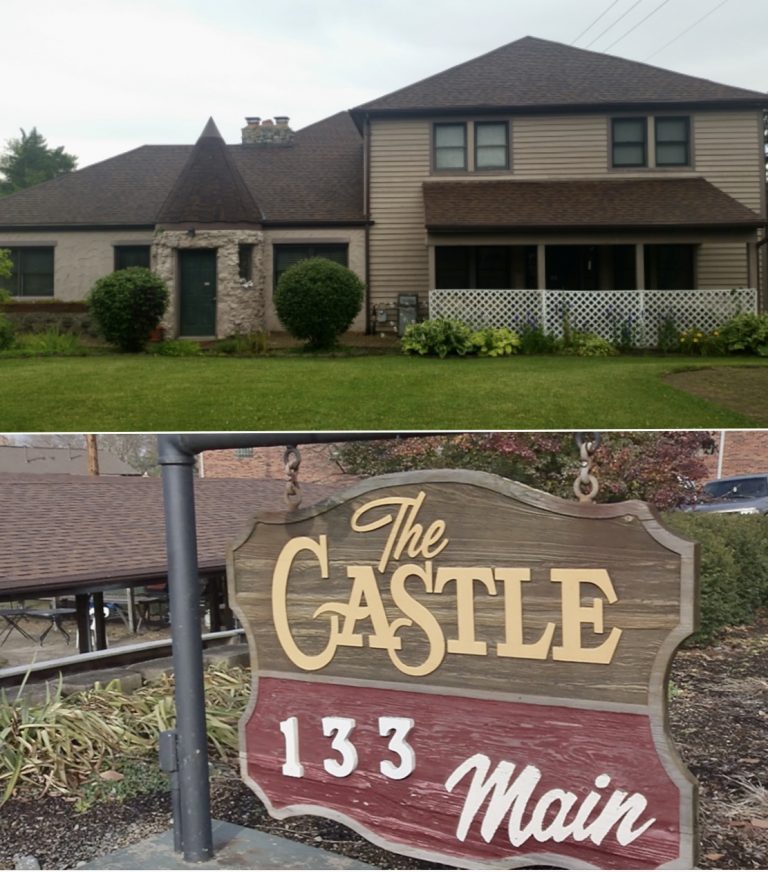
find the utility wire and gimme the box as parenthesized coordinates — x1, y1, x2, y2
(603, 0, 675, 51)
(571, 0, 623, 45)
(644, 0, 729, 61)
(584, 0, 645, 49)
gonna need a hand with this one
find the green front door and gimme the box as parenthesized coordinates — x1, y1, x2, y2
(179, 249, 217, 336)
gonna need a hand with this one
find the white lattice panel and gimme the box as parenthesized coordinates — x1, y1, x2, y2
(641, 288, 758, 345)
(429, 289, 543, 330)
(428, 288, 757, 347)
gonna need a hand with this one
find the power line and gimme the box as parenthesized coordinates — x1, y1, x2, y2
(571, 0, 623, 45)
(584, 0, 646, 49)
(644, 0, 729, 61)
(602, 0, 675, 51)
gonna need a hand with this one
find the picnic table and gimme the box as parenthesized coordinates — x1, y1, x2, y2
(0, 607, 76, 646)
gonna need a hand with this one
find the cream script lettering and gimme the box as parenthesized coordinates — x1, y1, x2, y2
(445, 753, 655, 848)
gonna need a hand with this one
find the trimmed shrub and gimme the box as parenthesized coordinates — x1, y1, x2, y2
(401, 318, 475, 358)
(470, 326, 521, 357)
(664, 512, 768, 643)
(717, 312, 768, 356)
(0, 312, 14, 350)
(274, 258, 364, 350)
(88, 267, 169, 353)
(558, 331, 618, 357)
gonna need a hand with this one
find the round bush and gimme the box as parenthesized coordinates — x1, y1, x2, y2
(88, 267, 169, 352)
(274, 258, 364, 350)
(0, 312, 15, 350)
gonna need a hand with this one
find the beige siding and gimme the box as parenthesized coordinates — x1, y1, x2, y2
(367, 111, 763, 306)
(369, 120, 431, 308)
(694, 112, 764, 212)
(0, 230, 153, 301)
(514, 115, 608, 177)
(698, 242, 749, 289)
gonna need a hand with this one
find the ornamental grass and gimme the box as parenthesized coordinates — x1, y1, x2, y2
(0, 664, 249, 806)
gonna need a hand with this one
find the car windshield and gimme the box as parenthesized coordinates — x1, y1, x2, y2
(704, 477, 768, 501)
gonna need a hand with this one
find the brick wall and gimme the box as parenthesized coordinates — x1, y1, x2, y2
(201, 444, 357, 486)
(701, 431, 768, 479)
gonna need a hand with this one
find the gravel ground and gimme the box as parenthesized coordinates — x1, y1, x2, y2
(2, 615, 767, 870)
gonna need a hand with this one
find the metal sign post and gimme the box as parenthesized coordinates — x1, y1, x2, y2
(157, 432, 434, 863)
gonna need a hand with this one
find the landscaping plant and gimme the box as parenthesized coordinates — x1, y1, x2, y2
(0, 664, 248, 806)
(87, 267, 169, 353)
(717, 312, 768, 356)
(401, 318, 475, 357)
(558, 331, 618, 357)
(274, 257, 364, 350)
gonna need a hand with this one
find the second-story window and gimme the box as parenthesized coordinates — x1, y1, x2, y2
(434, 123, 467, 170)
(475, 122, 508, 170)
(655, 116, 690, 166)
(612, 118, 646, 167)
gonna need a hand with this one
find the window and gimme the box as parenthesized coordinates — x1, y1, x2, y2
(475, 122, 508, 170)
(114, 245, 150, 271)
(655, 116, 690, 166)
(238, 244, 253, 281)
(233, 447, 253, 459)
(0, 247, 54, 296)
(273, 243, 348, 286)
(434, 123, 467, 170)
(611, 118, 646, 167)
(644, 244, 695, 289)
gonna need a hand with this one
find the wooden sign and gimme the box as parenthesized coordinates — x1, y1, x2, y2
(228, 470, 698, 869)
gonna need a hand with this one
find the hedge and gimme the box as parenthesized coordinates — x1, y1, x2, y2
(663, 511, 768, 644)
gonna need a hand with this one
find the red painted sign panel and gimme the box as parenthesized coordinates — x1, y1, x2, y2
(228, 471, 698, 869)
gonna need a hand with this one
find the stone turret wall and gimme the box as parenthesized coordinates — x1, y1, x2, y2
(152, 230, 265, 338)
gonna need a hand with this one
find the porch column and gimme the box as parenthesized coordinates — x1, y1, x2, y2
(536, 244, 546, 289)
(747, 242, 758, 290)
(635, 244, 645, 289)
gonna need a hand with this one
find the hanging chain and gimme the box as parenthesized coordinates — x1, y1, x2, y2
(284, 445, 302, 510)
(573, 432, 601, 503)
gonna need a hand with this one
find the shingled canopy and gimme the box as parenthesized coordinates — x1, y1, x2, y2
(423, 177, 765, 232)
(0, 474, 335, 600)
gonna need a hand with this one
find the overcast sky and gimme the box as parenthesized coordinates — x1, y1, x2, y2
(2, 0, 766, 170)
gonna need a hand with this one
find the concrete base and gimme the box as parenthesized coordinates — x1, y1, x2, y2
(84, 819, 374, 869)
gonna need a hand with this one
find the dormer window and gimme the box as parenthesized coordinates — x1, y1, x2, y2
(611, 118, 647, 167)
(655, 116, 690, 166)
(475, 122, 508, 170)
(434, 123, 467, 170)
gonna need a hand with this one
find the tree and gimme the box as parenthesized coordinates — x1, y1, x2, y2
(0, 127, 77, 195)
(335, 432, 712, 510)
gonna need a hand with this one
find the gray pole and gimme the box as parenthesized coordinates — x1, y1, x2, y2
(157, 431, 447, 862)
(159, 437, 213, 862)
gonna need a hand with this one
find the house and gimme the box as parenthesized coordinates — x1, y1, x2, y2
(0, 443, 139, 475)
(0, 37, 765, 340)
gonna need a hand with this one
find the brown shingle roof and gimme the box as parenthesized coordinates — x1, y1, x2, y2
(423, 178, 764, 231)
(157, 118, 263, 227)
(0, 113, 364, 229)
(354, 36, 767, 117)
(0, 474, 336, 597)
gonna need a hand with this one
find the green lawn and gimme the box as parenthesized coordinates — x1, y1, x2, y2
(1, 354, 766, 431)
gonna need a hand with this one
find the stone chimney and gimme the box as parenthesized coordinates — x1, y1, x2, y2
(241, 116, 294, 146)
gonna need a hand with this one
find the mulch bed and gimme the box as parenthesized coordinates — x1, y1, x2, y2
(664, 366, 768, 425)
(2, 616, 767, 870)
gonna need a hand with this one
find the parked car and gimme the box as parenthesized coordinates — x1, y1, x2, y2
(688, 474, 768, 515)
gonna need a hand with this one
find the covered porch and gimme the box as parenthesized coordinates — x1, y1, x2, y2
(422, 176, 764, 345)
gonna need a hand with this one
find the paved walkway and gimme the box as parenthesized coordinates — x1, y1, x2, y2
(85, 820, 373, 870)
